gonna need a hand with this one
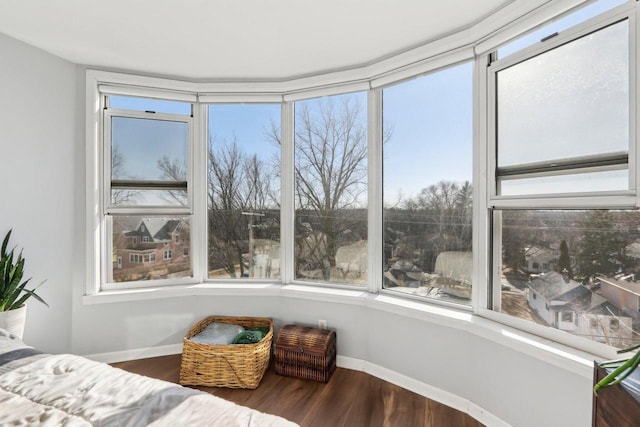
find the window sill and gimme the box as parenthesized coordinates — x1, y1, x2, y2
(82, 282, 597, 378)
(82, 282, 284, 305)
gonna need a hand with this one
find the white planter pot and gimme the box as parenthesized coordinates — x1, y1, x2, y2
(0, 305, 27, 339)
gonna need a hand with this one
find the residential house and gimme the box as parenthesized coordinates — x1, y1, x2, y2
(598, 274, 640, 317)
(113, 218, 190, 282)
(524, 245, 557, 274)
(433, 251, 472, 286)
(528, 271, 634, 347)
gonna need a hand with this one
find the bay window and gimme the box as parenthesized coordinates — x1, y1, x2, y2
(86, 0, 640, 357)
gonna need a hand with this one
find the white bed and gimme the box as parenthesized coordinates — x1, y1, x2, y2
(0, 329, 298, 426)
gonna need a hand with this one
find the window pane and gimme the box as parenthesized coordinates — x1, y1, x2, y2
(294, 92, 367, 285)
(111, 216, 191, 283)
(109, 96, 191, 115)
(111, 116, 188, 182)
(499, 169, 628, 196)
(497, 21, 629, 168)
(111, 189, 188, 206)
(498, 0, 627, 59)
(496, 209, 640, 349)
(382, 63, 473, 303)
(207, 104, 281, 279)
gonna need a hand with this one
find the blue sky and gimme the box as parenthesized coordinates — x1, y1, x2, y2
(111, 116, 187, 180)
(208, 104, 280, 161)
(383, 62, 473, 202)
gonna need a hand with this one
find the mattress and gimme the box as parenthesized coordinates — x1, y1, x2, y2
(0, 329, 298, 426)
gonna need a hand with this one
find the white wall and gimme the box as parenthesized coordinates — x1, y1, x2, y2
(73, 292, 592, 427)
(0, 33, 77, 353)
(0, 33, 594, 427)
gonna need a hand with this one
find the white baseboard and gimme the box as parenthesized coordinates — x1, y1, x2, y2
(84, 343, 183, 364)
(337, 355, 511, 427)
(86, 348, 509, 427)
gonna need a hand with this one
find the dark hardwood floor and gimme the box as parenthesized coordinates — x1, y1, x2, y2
(112, 354, 484, 427)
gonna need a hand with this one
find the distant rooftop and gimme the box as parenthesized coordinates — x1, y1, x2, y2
(528, 271, 580, 300)
(599, 275, 640, 297)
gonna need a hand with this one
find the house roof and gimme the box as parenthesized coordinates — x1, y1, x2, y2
(587, 300, 628, 317)
(124, 218, 183, 243)
(598, 275, 640, 297)
(528, 271, 580, 300)
(153, 220, 182, 241)
(530, 272, 630, 318)
(524, 245, 557, 264)
(554, 285, 628, 316)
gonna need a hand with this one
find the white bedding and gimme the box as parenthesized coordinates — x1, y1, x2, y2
(0, 330, 298, 426)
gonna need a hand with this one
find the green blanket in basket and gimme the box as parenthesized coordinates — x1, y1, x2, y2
(232, 327, 270, 344)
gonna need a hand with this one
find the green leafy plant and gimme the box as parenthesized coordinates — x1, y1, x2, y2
(594, 343, 640, 394)
(0, 230, 48, 311)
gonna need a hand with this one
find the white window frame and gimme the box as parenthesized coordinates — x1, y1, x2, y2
(103, 101, 193, 288)
(486, 6, 637, 209)
(103, 107, 194, 215)
(86, 71, 202, 294)
(204, 102, 285, 284)
(289, 91, 370, 290)
(477, 2, 639, 355)
(377, 61, 475, 309)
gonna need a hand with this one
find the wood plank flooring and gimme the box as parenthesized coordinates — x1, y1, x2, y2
(112, 354, 484, 427)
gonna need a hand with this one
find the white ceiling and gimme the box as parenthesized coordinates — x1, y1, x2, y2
(0, 0, 515, 80)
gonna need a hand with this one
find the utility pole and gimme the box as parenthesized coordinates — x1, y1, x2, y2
(241, 211, 265, 277)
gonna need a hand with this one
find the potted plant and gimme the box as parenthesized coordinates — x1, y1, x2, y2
(0, 230, 47, 338)
(594, 343, 640, 394)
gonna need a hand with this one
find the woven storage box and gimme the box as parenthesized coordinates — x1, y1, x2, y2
(275, 324, 336, 382)
(179, 315, 273, 389)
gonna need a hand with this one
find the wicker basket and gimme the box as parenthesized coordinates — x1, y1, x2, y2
(179, 315, 273, 389)
(275, 324, 336, 382)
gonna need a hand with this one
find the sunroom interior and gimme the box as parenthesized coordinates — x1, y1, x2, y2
(0, 0, 637, 426)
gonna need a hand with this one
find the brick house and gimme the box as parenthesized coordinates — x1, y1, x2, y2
(113, 218, 190, 282)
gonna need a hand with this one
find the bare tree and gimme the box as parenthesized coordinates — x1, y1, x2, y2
(243, 153, 278, 211)
(111, 146, 140, 205)
(157, 156, 188, 205)
(267, 97, 369, 280)
(384, 180, 472, 273)
(206, 137, 278, 278)
(155, 134, 278, 278)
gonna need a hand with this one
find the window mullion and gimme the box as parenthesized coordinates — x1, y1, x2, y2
(475, 54, 491, 313)
(192, 102, 207, 283)
(633, 2, 639, 203)
(281, 102, 295, 284)
(368, 89, 383, 294)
